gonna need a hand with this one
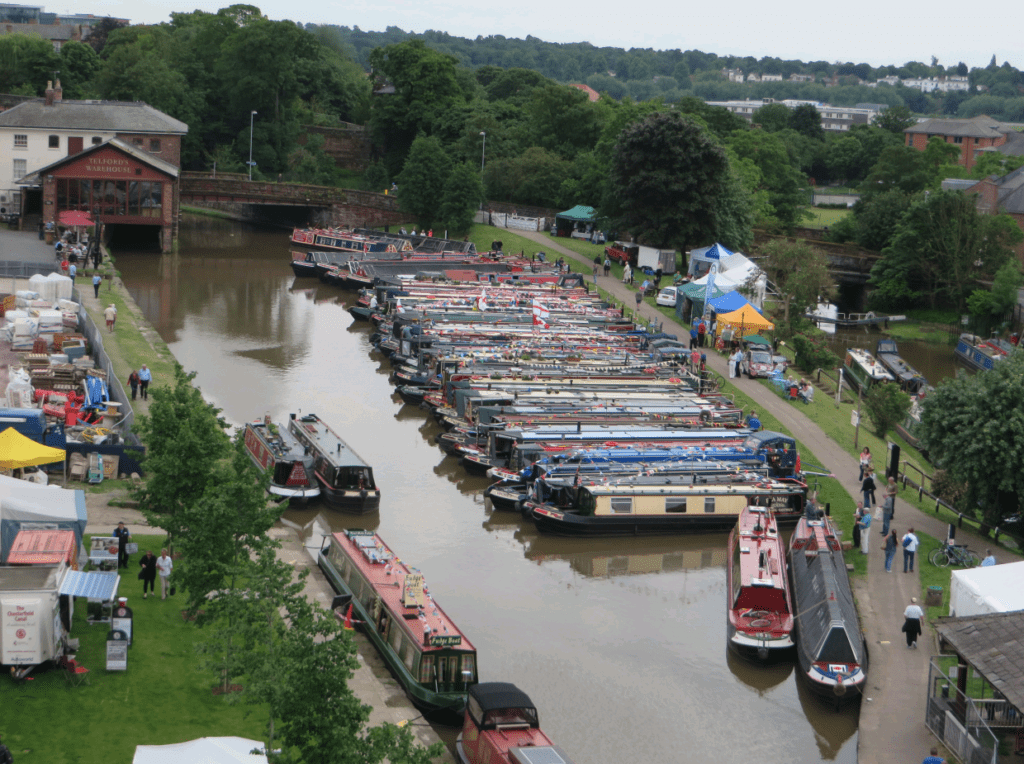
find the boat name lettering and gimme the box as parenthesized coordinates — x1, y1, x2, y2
(346, 530, 376, 537)
(428, 635, 462, 647)
(403, 572, 426, 608)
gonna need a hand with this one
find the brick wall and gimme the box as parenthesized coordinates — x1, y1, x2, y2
(906, 132, 1006, 170)
(114, 132, 182, 168)
(300, 125, 371, 172)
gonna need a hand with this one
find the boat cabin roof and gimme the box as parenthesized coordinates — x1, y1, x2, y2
(247, 420, 308, 462)
(846, 348, 894, 381)
(468, 682, 536, 714)
(331, 531, 474, 653)
(290, 414, 371, 470)
(736, 508, 786, 591)
(579, 474, 797, 495)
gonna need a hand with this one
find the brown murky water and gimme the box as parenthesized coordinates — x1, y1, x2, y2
(109, 215, 962, 764)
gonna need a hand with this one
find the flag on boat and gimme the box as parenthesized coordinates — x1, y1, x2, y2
(476, 290, 488, 311)
(532, 299, 550, 328)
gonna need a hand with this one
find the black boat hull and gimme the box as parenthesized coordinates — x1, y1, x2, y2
(531, 507, 803, 537)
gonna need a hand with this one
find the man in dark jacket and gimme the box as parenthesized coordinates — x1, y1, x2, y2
(113, 522, 131, 569)
(138, 550, 158, 598)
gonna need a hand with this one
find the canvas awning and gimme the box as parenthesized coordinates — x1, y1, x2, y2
(58, 210, 94, 227)
(555, 205, 596, 222)
(718, 304, 775, 332)
(0, 427, 65, 469)
(59, 570, 120, 600)
(706, 291, 751, 314)
(681, 281, 727, 300)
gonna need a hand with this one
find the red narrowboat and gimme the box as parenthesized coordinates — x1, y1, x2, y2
(243, 418, 319, 503)
(726, 506, 794, 659)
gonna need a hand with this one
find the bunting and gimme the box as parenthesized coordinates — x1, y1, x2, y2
(532, 299, 550, 329)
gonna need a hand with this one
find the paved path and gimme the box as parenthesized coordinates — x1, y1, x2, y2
(512, 228, 1018, 764)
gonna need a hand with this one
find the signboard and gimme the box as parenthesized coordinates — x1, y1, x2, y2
(106, 630, 128, 670)
(112, 605, 133, 646)
(1, 597, 41, 664)
(428, 634, 462, 647)
(402, 573, 425, 608)
(851, 410, 860, 427)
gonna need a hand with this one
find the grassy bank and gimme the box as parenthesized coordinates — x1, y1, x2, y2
(3, 535, 266, 764)
(803, 207, 851, 229)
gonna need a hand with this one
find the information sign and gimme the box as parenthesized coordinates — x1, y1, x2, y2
(112, 605, 133, 646)
(106, 630, 128, 670)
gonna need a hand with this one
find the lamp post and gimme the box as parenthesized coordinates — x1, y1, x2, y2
(248, 110, 257, 181)
(479, 131, 486, 211)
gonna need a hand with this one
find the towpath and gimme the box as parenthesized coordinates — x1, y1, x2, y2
(512, 228, 1018, 764)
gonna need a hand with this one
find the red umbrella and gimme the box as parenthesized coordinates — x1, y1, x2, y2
(58, 210, 94, 227)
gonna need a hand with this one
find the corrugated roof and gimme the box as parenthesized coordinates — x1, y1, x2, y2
(0, 99, 187, 134)
(59, 569, 120, 600)
(933, 611, 1024, 713)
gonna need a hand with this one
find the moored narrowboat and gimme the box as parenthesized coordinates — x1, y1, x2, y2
(875, 339, 927, 394)
(788, 508, 867, 703)
(243, 418, 320, 503)
(318, 531, 477, 724)
(287, 413, 380, 513)
(456, 683, 577, 764)
(842, 348, 894, 392)
(727, 506, 794, 659)
(953, 333, 1006, 372)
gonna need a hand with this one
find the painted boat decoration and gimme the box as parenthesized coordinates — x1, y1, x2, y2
(456, 682, 576, 764)
(842, 348, 894, 392)
(953, 333, 1007, 372)
(287, 413, 380, 513)
(788, 508, 867, 703)
(243, 418, 319, 502)
(727, 506, 794, 658)
(318, 530, 477, 724)
(875, 339, 927, 394)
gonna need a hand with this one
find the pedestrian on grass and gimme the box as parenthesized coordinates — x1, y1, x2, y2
(104, 303, 116, 332)
(634, 289, 643, 313)
(138, 550, 157, 598)
(92, 273, 101, 298)
(128, 369, 140, 400)
(903, 597, 924, 648)
(858, 447, 871, 481)
(156, 548, 173, 600)
(858, 508, 871, 554)
(884, 530, 898, 572)
(113, 522, 131, 569)
(885, 476, 898, 518)
(138, 364, 152, 400)
(922, 748, 945, 764)
(861, 468, 876, 511)
(902, 527, 919, 573)
(622, 263, 631, 284)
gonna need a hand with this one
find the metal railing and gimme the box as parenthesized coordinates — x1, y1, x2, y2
(0, 260, 60, 279)
(926, 660, 999, 764)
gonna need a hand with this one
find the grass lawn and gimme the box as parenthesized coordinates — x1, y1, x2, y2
(3, 534, 267, 764)
(803, 207, 851, 229)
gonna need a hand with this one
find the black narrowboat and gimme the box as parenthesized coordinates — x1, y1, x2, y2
(287, 413, 380, 513)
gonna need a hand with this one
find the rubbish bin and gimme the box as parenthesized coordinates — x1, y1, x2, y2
(926, 585, 943, 607)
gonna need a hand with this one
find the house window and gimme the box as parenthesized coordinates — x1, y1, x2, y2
(48, 135, 59, 149)
(92, 137, 102, 145)
(13, 159, 27, 180)
(14, 134, 27, 148)
(149, 138, 161, 152)
(953, 137, 963, 144)
(974, 138, 980, 145)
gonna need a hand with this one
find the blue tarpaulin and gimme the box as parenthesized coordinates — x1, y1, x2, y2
(708, 291, 753, 314)
(83, 376, 108, 410)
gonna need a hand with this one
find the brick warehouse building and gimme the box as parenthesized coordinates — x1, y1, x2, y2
(0, 80, 187, 251)
(904, 115, 1024, 172)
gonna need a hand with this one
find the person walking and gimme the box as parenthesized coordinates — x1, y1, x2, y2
(697, 318, 707, 347)
(858, 508, 872, 554)
(884, 530, 898, 572)
(68, 262, 76, 284)
(138, 550, 157, 598)
(852, 503, 863, 549)
(113, 522, 132, 569)
(858, 447, 871, 480)
(92, 273, 101, 298)
(634, 288, 643, 315)
(103, 303, 116, 332)
(592, 263, 598, 284)
(622, 263, 631, 284)
(156, 548, 174, 600)
(902, 527, 920, 573)
(603, 257, 611, 277)
(903, 597, 924, 648)
(922, 748, 945, 764)
(127, 369, 140, 400)
(729, 348, 743, 379)
(885, 476, 898, 518)
(861, 468, 877, 511)
(138, 364, 152, 400)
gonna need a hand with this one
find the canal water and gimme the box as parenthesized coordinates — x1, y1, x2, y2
(109, 215, 966, 764)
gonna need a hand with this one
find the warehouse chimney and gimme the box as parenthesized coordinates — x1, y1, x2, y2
(54, 79, 63, 102)
(45, 80, 55, 106)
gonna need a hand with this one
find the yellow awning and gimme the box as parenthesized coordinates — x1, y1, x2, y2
(717, 305, 774, 333)
(0, 427, 65, 469)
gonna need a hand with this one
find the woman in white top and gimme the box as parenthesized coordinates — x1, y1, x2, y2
(859, 447, 871, 481)
(156, 548, 174, 600)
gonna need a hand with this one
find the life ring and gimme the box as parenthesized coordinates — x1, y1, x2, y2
(744, 610, 770, 619)
(749, 618, 772, 629)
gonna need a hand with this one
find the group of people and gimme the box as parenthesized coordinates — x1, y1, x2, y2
(852, 448, 921, 570)
(137, 548, 175, 599)
(689, 316, 714, 348)
(127, 365, 152, 401)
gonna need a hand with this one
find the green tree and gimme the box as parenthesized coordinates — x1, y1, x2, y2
(526, 83, 603, 159)
(969, 152, 1024, 179)
(725, 130, 809, 230)
(852, 188, 915, 251)
(966, 259, 1024, 319)
(751, 103, 792, 132)
(864, 382, 912, 436)
(874, 105, 916, 134)
(919, 352, 1024, 527)
(789, 104, 825, 140)
(58, 41, 102, 99)
(438, 162, 483, 235)
(752, 240, 836, 327)
(361, 161, 389, 193)
(133, 365, 231, 545)
(610, 111, 740, 251)
(0, 33, 61, 95)
(396, 134, 452, 229)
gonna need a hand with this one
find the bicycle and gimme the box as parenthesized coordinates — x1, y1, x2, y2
(929, 542, 981, 568)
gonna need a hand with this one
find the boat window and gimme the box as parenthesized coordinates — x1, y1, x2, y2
(461, 654, 475, 683)
(337, 467, 374, 491)
(732, 544, 743, 605)
(390, 620, 404, 654)
(610, 497, 633, 514)
(419, 655, 434, 683)
(404, 640, 417, 672)
(666, 498, 687, 513)
(704, 498, 716, 514)
(577, 489, 597, 514)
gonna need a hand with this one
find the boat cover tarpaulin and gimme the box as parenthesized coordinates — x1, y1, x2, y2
(950, 560, 1024, 617)
(59, 570, 120, 600)
(0, 475, 87, 563)
(133, 736, 269, 764)
(7, 529, 75, 565)
(555, 205, 596, 222)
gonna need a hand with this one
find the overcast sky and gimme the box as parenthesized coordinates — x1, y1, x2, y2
(66, 0, 1022, 70)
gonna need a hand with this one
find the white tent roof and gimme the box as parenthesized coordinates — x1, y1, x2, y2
(950, 560, 1024, 617)
(133, 737, 269, 764)
(690, 271, 740, 290)
(0, 474, 88, 562)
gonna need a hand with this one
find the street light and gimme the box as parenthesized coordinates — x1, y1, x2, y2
(479, 131, 486, 211)
(248, 110, 258, 181)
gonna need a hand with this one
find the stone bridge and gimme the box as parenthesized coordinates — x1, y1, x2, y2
(179, 172, 406, 228)
(753, 229, 882, 284)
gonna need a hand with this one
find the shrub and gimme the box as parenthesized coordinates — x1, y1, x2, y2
(864, 381, 912, 437)
(791, 332, 840, 373)
(931, 469, 968, 511)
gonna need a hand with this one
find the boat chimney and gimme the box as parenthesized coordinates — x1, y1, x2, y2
(290, 413, 296, 420)
(824, 502, 831, 516)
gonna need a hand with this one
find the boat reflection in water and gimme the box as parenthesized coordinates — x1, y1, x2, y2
(796, 667, 860, 760)
(726, 648, 794, 696)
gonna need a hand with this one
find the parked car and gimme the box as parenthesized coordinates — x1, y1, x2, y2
(742, 346, 776, 378)
(656, 286, 680, 307)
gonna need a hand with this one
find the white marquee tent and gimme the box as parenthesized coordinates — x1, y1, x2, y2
(949, 560, 1024, 617)
(133, 737, 270, 764)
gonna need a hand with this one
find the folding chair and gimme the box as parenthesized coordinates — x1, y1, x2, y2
(64, 658, 91, 687)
